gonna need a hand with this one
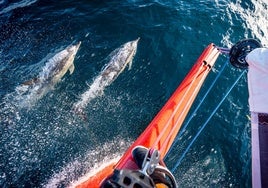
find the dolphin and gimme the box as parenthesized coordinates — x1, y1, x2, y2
(72, 38, 139, 119)
(16, 41, 81, 108)
(37, 41, 81, 86)
(97, 37, 139, 88)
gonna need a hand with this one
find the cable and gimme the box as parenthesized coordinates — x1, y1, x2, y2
(165, 60, 228, 158)
(171, 70, 246, 172)
(180, 61, 228, 137)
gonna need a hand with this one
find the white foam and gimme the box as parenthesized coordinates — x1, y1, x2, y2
(68, 157, 120, 188)
(228, 0, 268, 46)
(43, 138, 130, 188)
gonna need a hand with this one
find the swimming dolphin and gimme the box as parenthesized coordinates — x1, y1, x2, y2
(37, 41, 81, 86)
(72, 38, 139, 119)
(16, 41, 81, 108)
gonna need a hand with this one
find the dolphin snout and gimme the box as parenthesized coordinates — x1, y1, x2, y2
(75, 41, 81, 49)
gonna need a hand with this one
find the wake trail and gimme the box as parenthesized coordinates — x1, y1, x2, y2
(72, 38, 139, 118)
(72, 76, 106, 115)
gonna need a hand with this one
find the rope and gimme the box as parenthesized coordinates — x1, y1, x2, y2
(171, 70, 246, 172)
(165, 60, 228, 159)
(217, 47, 230, 54)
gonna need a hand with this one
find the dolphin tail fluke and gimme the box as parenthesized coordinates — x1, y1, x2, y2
(72, 104, 88, 122)
(22, 77, 40, 86)
(78, 111, 88, 122)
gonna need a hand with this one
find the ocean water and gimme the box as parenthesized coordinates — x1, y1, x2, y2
(0, 0, 267, 187)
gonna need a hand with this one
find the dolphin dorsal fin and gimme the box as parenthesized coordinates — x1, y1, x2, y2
(69, 64, 75, 74)
(128, 60, 133, 70)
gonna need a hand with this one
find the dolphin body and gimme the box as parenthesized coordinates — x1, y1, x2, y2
(37, 41, 81, 86)
(73, 38, 139, 118)
(15, 42, 81, 108)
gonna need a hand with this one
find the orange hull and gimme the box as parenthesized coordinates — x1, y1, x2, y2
(76, 44, 220, 187)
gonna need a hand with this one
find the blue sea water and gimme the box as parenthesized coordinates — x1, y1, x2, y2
(0, 0, 267, 187)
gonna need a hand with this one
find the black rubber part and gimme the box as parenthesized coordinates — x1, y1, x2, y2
(229, 39, 262, 69)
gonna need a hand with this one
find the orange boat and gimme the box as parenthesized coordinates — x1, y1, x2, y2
(76, 43, 220, 188)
